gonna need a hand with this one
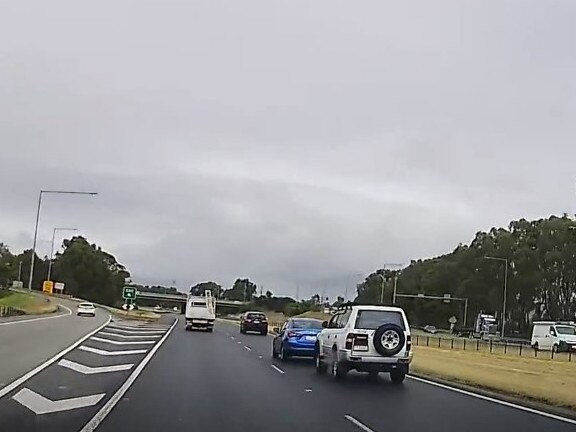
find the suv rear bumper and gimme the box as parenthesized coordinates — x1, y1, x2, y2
(339, 351, 412, 373)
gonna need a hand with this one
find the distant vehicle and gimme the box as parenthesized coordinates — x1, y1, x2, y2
(185, 291, 216, 332)
(423, 325, 437, 334)
(77, 302, 96, 317)
(315, 305, 412, 383)
(154, 305, 162, 311)
(473, 313, 498, 339)
(173, 306, 179, 312)
(531, 321, 576, 352)
(240, 311, 268, 335)
(272, 318, 323, 360)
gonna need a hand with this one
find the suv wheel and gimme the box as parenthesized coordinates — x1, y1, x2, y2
(330, 350, 347, 380)
(315, 349, 327, 374)
(373, 323, 405, 356)
(390, 370, 406, 384)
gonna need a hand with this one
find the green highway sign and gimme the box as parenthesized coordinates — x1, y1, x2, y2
(122, 286, 137, 300)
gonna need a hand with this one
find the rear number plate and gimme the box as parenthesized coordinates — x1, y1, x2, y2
(253, 320, 260, 323)
(304, 336, 317, 341)
(353, 346, 368, 351)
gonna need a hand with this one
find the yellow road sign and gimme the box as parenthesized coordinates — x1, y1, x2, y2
(43, 280, 54, 294)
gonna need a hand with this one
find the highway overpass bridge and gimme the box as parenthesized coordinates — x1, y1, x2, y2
(135, 291, 245, 314)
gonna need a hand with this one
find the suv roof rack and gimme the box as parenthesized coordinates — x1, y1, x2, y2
(336, 301, 359, 311)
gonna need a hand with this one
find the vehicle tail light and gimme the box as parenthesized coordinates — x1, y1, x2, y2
(405, 335, 412, 353)
(346, 333, 368, 350)
(287, 331, 299, 338)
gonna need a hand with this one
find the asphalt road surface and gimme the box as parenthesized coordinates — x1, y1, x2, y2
(0, 296, 109, 388)
(1, 318, 575, 432)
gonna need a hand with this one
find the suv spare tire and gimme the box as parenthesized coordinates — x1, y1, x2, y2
(373, 323, 405, 357)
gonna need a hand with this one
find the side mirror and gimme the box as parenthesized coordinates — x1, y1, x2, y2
(322, 321, 328, 328)
(273, 327, 280, 333)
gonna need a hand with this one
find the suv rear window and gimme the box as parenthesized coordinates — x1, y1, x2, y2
(191, 302, 206, 307)
(79, 303, 94, 308)
(247, 313, 266, 320)
(355, 310, 405, 330)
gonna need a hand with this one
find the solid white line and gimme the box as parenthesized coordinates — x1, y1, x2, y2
(237, 341, 242, 344)
(271, 365, 285, 375)
(0, 314, 111, 398)
(408, 375, 576, 426)
(344, 415, 376, 432)
(58, 359, 134, 374)
(244, 346, 252, 351)
(78, 346, 148, 356)
(13, 387, 105, 414)
(101, 328, 165, 335)
(0, 304, 72, 326)
(79, 318, 178, 432)
(90, 336, 156, 345)
(98, 331, 161, 339)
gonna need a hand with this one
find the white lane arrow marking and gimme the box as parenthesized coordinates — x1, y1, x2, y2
(12, 388, 105, 415)
(98, 331, 161, 339)
(79, 346, 148, 356)
(102, 328, 165, 335)
(58, 359, 134, 374)
(90, 336, 156, 345)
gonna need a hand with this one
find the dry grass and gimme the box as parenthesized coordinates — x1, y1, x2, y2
(412, 345, 576, 409)
(0, 292, 58, 315)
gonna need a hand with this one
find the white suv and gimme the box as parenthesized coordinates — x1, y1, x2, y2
(315, 305, 412, 383)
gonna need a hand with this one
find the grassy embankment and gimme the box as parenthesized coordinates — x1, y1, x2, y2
(412, 345, 576, 410)
(0, 291, 58, 315)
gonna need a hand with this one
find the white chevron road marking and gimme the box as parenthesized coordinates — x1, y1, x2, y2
(58, 359, 134, 374)
(90, 336, 156, 345)
(79, 346, 148, 356)
(98, 331, 161, 339)
(12, 388, 105, 415)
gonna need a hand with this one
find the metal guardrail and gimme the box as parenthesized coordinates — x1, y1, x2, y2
(413, 334, 574, 362)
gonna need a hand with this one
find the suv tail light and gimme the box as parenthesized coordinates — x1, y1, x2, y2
(345, 333, 368, 350)
(405, 335, 412, 353)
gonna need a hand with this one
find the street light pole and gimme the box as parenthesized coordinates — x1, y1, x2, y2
(47, 227, 78, 281)
(484, 256, 508, 338)
(27, 190, 97, 291)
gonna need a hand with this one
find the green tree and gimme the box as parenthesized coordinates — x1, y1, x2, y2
(52, 236, 130, 305)
(223, 278, 257, 302)
(190, 281, 223, 297)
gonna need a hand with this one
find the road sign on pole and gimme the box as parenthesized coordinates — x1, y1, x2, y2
(122, 286, 136, 300)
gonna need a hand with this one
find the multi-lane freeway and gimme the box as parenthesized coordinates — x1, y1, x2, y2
(0, 312, 575, 432)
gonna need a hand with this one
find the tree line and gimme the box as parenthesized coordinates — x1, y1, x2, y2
(355, 215, 576, 336)
(0, 236, 130, 306)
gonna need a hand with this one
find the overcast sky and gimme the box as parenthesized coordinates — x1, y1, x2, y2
(1, 1, 575, 299)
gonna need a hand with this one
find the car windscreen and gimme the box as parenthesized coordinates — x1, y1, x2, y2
(292, 319, 323, 329)
(556, 326, 576, 335)
(355, 310, 405, 330)
(246, 313, 266, 320)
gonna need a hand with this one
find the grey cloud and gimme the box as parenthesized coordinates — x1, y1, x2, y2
(1, 1, 576, 298)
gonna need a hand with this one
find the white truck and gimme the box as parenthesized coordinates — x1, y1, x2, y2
(531, 321, 576, 352)
(185, 290, 216, 332)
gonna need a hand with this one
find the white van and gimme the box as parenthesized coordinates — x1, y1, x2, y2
(531, 321, 576, 352)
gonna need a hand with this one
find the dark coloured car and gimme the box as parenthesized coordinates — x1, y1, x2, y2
(272, 318, 324, 360)
(240, 312, 268, 335)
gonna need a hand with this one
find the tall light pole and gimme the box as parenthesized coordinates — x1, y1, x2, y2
(484, 256, 508, 337)
(28, 190, 97, 291)
(47, 227, 78, 281)
(344, 273, 363, 301)
(379, 264, 403, 304)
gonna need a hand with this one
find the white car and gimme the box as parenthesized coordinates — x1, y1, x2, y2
(315, 305, 412, 383)
(77, 302, 96, 317)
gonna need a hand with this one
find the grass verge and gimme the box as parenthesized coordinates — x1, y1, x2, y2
(99, 305, 161, 322)
(412, 345, 576, 410)
(0, 291, 58, 315)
